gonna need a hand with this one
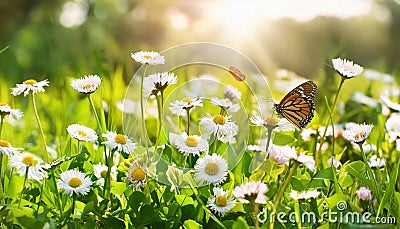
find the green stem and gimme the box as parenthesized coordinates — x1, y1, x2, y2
(18, 169, 29, 208)
(186, 109, 190, 135)
(254, 203, 259, 229)
(52, 173, 62, 214)
(0, 115, 4, 138)
(359, 143, 381, 201)
(88, 95, 102, 133)
(140, 66, 149, 155)
(35, 181, 45, 218)
(31, 94, 49, 162)
(153, 91, 164, 161)
(0, 117, 4, 195)
(72, 194, 76, 215)
(104, 150, 113, 198)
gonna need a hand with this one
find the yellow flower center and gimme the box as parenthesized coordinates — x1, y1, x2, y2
(23, 79, 38, 85)
(204, 162, 219, 176)
(0, 103, 7, 107)
(296, 149, 301, 157)
(22, 155, 34, 166)
(215, 196, 228, 207)
(0, 140, 10, 148)
(354, 132, 365, 139)
(100, 170, 107, 178)
(132, 168, 146, 181)
(115, 134, 127, 144)
(182, 97, 193, 103)
(78, 130, 87, 137)
(68, 177, 82, 188)
(83, 83, 92, 89)
(185, 136, 198, 147)
(213, 115, 226, 125)
(311, 124, 321, 130)
(264, 116, 279, 126)
(144, 55, 152, 59)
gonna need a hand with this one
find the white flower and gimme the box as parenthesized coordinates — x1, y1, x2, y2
(126, 160, 147, 189)
(199, 115, 238, 143)
(0, 140, 22, 156)
(332, 58, 364, 79)
(166, 164, 183, 193)
(195, 154, 228, 185)
(355, 187, 372, 201)
(343, 122, 373, 144)
(67, 124, 98, 142)
(93, 163, 117, 186)
(207, 187, 236, 216)
(290, 190, 320, 200)
(131, 51, 165, 65)
(352, 142, 377, 153)
(285, 150, 316, 171)
(232, 181, 268, 204)
(9, 152, 47, 183)
(116, 99, 139, 115)
(301, 125, 334, 142)
(380, 96, 400, 112)
(368, 155, 385, 168)
(224, 85, 242, 100)
(268, 144, 292, 165)
(0, 103, 23, 120)
(327, 156, 342, 169)
(102, 131, 137, 154)
(386, 113, 400, 133)
(211, 97, 240, 113)
(70, 75, 101, 94)
(351, 92, 377, 107)
(58, 170, 93, 196)
(250, 115, 294, 132)
(364, 69, 394, 83)
(169, 97, 203, 115)
(11, 79, 49, 96)
(143, 72, 177, 97)
(169, 132, 208, 156)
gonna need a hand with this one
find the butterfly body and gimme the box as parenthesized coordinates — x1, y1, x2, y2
(274, 81, 317, 129)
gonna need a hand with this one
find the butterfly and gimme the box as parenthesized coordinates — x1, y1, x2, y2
(228, 66, 246, 81)
(274, 81, 317, 129)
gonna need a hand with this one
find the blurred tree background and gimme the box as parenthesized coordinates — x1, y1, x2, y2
(1, 0, 400, 85)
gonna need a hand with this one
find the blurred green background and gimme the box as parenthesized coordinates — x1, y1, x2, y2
(1, 0, 400, 85)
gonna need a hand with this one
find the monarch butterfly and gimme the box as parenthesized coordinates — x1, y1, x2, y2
(228, 66, 246, 81)
(274, 81, 317, 129)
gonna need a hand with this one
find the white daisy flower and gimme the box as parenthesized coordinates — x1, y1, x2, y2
(70, 75, 101, 94)
(126, 160, 147, 189)
(166, 164, 183, 193)
(268, 144, 293, 165)
(11, 79, 49, 96)
(169, 97, 203, 115)
(368, 155, 385, 168)
(386, 113, 400, 133)
(285, 150, 316, 171)
(195, 154, 228, 185)
(143, 72, 177, 97)
(290, 190, 320, 200)
(102, 131, 137, 154)
(351, 92, 377, 107)
(380, 96, 400, 113)
(352, 142, 377, 153)
(199, 115, 239, 143)
(355, 187, 372, 201)
(224, 85, 242, 100)
(210, 97, 240, 113)
(250, 115, 294, 132)
(343, 122, 373, 144)
(364, 69, 394, 83)
(232, 181, 268, 204)
(207, 187, 236, 216)
(332, 58, 364, 79)
(169, 132, 208, 156)
(0, 140, 22, 156)
(58, 170, 93, 196)
(131, 51, 165, 65)
(0, 103, 23, 120)
(327, 156, 342, 169)
(93, 163, 117, 186)
(67, 124, 98, 142)
(116, 98, 139, 115)
(9, 152, 47, 183)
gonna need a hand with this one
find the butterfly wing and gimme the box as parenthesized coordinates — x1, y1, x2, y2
(275, 81, 317, 129)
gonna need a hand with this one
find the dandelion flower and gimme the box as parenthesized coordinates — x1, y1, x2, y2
(0, 103, 23, 120)
(126, 160, 147, 189)
(195, 154, 228, 185)
(343, 122, 373, 144)
(290, 190, 320, 200)
(332, 58, 364, 79)
(93, 163, 117, 186)
(166, 164, 183, 193)
(169, 97, 203, 115)
(199, 115, 239, 143)
(232, 181, 268, 204)
(327, 156, 342, 169)
(71, 75, 101, 94)
(224, 85, 242, 100)
(11, 79, 49, 96)
(0, 140, 22, 156)
(355, 187, 372, 201)
(131, 51, 165, 65)
(207, 187, 236, 216)
(211, 97, 240, 113)
(67, 124, 98, 142)
(143, 72, 177, 97)
(102, 131, 137, 154)
(58, 170, 93, 196)
(9, 152, 47, 183)
(169, 132, 208, 156)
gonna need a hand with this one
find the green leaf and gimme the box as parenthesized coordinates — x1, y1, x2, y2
(232, 216, 250, 229)
(343, 161, 375, 194)
(183, 219, 203, 229)
(7, 175, 24, 199)
(111, 181, 127, 195)
(82, 201, 95, 216)
(128, 191, 146, 213)
(175, 194, 194, 206)
(273, 132, 295, 146)
(377, 160, 399, 217)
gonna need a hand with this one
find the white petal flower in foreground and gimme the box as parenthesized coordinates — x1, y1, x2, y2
(11, 79, 49, 96)
(343, 122, 373, 144)
(195, 154, 228, 185)
(169, 132, 208, 156)
(290, 190, 320, 200)
(211, 97, 240, 113)
(285, 149, 316, 171)
(93, 163, 117, 186)
(0, 140, 22, 156)
(70, 75, 101, 94)
(67, 124, 98, 142)
(368, 155, 385, 168)
(224, 85, 242, 100)
(126, 160, 147, 189)
(250, 115, 294, 132)
(199, 115, 239, 143)
(332, 58, 364, 79)
(102, 131, 137, 154)
(0, 103, 23, 120)
(143, 72, 177, 97)
(169, 97, 203, 115)
(232, 181, 268, 204)
(355, 187, 372, 201)
(58, 170, 93, 196)
(207, 187, 236, 216)
(327, 156, 342, 169)
(9, 152, 47, 183)
(131, 51, 165, 65)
